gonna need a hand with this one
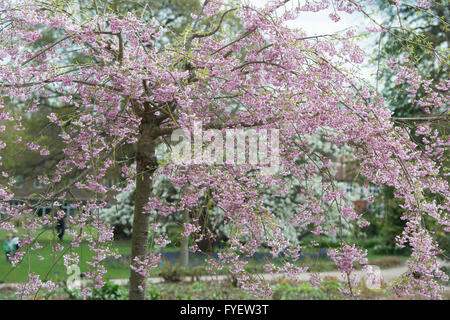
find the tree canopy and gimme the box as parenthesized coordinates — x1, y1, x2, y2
(0, 0, 448, 300)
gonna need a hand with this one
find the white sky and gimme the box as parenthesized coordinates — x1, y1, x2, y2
(247, 0, 383, 85)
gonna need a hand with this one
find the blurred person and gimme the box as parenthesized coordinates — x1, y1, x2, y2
(11, 229, 19, 251)
(3, 234, 14, 263)
(56, 217, 65, 241)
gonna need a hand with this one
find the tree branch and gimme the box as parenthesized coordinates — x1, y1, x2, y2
(393, 115, 449, 122)
(22, 36, 72, 66)
(191, 8, 237, 39)
(211, 27, 257, 55)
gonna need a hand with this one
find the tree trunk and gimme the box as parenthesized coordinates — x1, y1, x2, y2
(179, 210, 190, 267)
(129, 117, 157, 300)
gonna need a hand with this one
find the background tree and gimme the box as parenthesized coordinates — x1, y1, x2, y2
(376, 0, 448, 117)
(371, 0, 449, 253)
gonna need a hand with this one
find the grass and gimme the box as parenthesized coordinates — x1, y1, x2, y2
(0, 228, 407, 284)
(0, 227, 132, 283)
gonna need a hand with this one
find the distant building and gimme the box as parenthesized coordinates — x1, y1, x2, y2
(332, 156, 382, 215)
(8, 176, 119, 217)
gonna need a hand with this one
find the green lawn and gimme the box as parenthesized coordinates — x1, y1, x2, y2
(1, 228, 407, 284)
(0, 228, 132, 283)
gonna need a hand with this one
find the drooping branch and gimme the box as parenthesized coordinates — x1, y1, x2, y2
(211, 27, 257, 55)
(393, 114, 449, 122)
(191, 8, 237, 39)
(22, 35, 72, 66)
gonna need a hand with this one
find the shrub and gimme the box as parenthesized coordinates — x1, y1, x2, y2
(272, 281, 341, 300)
(187, 266, 207, 282)
(91, 281, 128, 300)
(147, 286, 162, 300)
(64, 281, 128, 300)
(159, 263, 186, 282)
(369, 256, 403, 269)
(371, 244, 410, 256)
(99, 185, 135, 240)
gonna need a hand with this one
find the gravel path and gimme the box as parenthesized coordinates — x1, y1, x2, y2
(104, 265, 411, 286)
(1, 261, 448, 291)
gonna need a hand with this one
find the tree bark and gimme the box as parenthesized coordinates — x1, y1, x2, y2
(129, 116, 157, 300)
(179, 210, 190, 267)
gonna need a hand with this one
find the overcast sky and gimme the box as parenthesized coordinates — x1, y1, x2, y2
(247, 0, 383, 85)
